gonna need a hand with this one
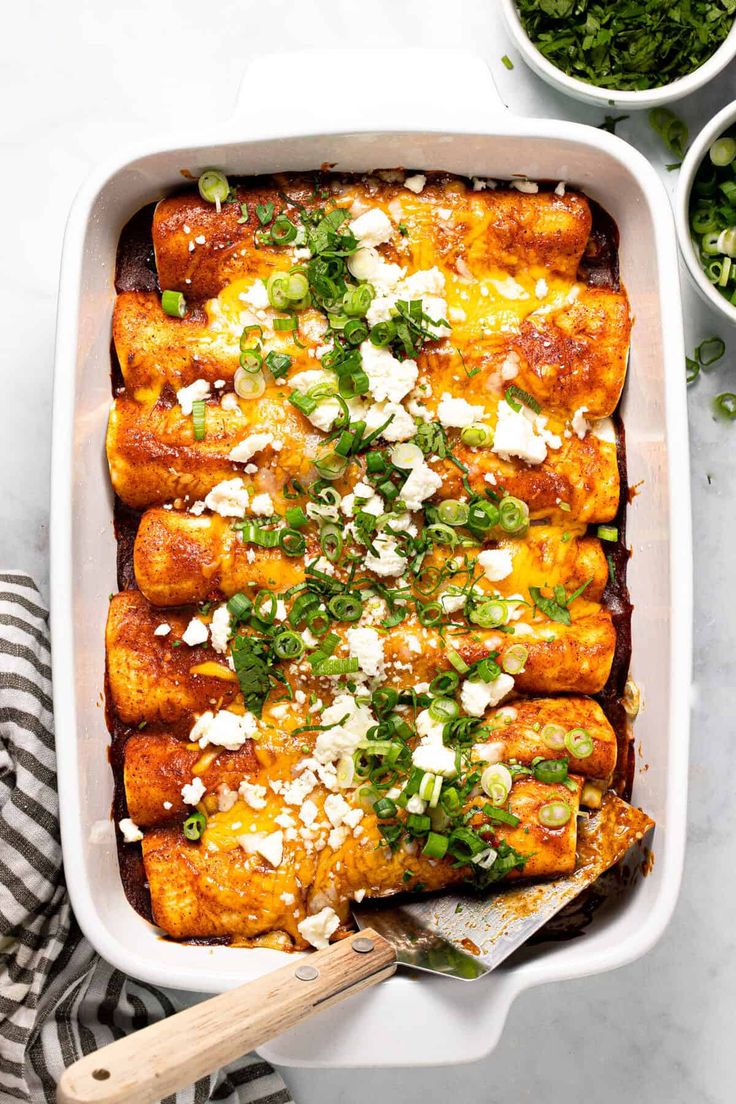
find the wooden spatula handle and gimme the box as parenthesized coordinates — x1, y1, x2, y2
(56, 929, 395, 1104)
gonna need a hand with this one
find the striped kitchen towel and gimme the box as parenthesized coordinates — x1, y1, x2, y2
(0, 574, 294, 1104)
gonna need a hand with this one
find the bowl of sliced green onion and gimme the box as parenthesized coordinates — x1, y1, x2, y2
(500, 0, 736, 109)
(677, 100, 736, 322)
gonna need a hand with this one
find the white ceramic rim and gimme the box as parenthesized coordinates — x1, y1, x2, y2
(676, 97, 736, 324)
(500, 0, 736, 109)
(50, 48, 693, 1065)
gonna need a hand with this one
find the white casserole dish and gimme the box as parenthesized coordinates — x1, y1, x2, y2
(50, 49, 692, 1068)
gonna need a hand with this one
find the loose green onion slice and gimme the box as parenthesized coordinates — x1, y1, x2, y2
(344, 318, 368, 345)
(236, 522, 279, 548)
(273, 314, 298, 332)
(710, 137, 736, 168)
(481, 764, 512, 806)
(328, 593, 363, 622)
(270, 215, 298, 244)
(191, 399, 206, 441)
(161, 289, 186, 318)
(461, 423, 492, 447)
(501, 54, 514, 70)
(470, 599, 508, 629)
(234, 368, 265, 399)
(369, 319, 397, 348)
(426, 523, 459, 547)
(422, 831, 448, 859)
(267, 272, 291, 310)
(373, 797, 397, 819)
(538, 800, 572, 829)
(314, 451, 348, 481)
(501, 644, 528, 675)
(447, 826, 488, 861)
(498, 496, 529, 536)
(533, 758, 569, 784)
(289, 391, 318, 416)
(315, 657, 360, 675)
(285, 506, 308, 529)
(505, 384, 541, 415)
(273, 631, 305, 660)
(239, 347, 263, 374)
(320, 524, 343, 562)
(226, 592, 252, 621)
(343, 283, 374, 317)
(714, 392, 736, 420)
(253, 589, 277, 624)
(541, 723, 566, 750)
(468, 500, 500, 531)
(696, 337, 726, 366)
(418, 601, 444, 627)
(406, 813, 432, 835)
(336, 755, 355, 789)
(183, 810, 206, 841)
(279, 528, 307, 557)
(597, 525, 619, 542)
(649, 108, 688, 160)
(428, 697, 460, 723)
(446, 649, 469, 675)
(564, 727, 594, 758)
(482, 804, 520, 827)
(264, 351, 292, 379)
(438, 499, 469, 527)
(198, 169, 229, 209)
(429, 670, 460, 695)
(441, 787, 461, 815)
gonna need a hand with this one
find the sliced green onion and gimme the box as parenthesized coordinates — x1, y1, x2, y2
(226, 592, 252, 621)
(438, 499, 469, 526)
(467, 500, 500, 531)
(253, 589, 277, 624)
(538, 800, 572, 829)
(417, 601, 444, 627)
(597, 525, 618, 542)
(470, 599, 508, 629)
(541, 723, 566, 750)
(418, 772, 436, 802)
(267, 272, 291, 310)
(461, 423, 492, 447)
(696, 337, 726, 366)
(447, 826, 488, 861)
(161, 289, 186, 318)
(446, 648, 469, 675)
(428, 697, 459, 723)
(505, 384, 541, 414)
(198, 169, 229, 209)
(343, 283, 374, 317)
(390, 442, 423, 469)
(482, 804, 520, 827)
(315, 657, 360, 675)
(264, 351, 292, 379)
(236, 522, 279, 548)
(239, 348, 263, 374)
(191, 399, 206, 441)
(564, 727, 594, 758)
(481, 763, 512, 806)
(429, 670, 460, 695)
(501, 644, 528, 675)
(498, 496, 529, 536)
(273, 314, 298, 332)
(320, 524, 343, 562)
(285, 506, 308, 528)
(533, 758, 569, 784)
(710, 137, 736, 167)
(717, 228, 736, 258)
(426, 523, 459, 547)
(278, 529, 306, 557)
(183, 810, 206, 840)
(373, 797, 397, 819)
(714, 392, 736, 420)
(370, 320, 397, 348)
(336, 755, 355, 789)
(328, 593, 363, 622)
(234, 368, 265, 399)
(314, 451, 348, 481)
(273, 631, 305, 660)
(422, 831, 448, 859)
(344, 318, 368, 345)
(270, 215, 298, 244)
(406, 813, 431, 835)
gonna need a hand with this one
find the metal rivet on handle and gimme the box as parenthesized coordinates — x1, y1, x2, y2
(295, 964, 319, 981)
(352, 937, 375, 954)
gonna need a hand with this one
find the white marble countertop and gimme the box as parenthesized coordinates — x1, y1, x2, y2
(3, 1, 735, 1101)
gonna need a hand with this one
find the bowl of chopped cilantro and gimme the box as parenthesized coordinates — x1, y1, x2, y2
(677, 99, 736, 322)
(501, 0, 736, 108)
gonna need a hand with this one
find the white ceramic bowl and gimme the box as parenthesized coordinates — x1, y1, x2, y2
(676, 99, 736, 324)
(501, 0, 736, 110)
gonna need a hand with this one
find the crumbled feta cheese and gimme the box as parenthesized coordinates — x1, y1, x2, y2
(350, 208, 394, 246)
(204, 477, 250, 518)
(364, 400, 416, 442)
(182, 617, 209, 647)
(314, 695, 376, 764)
(189, 500, 206, 515)
(298, 906, 340, 950)
(228, 432, 274, 464)
(400, 461, 443, 511)
(181, 776, 206, 805)
(209, 604, 231, 654)
(282, 771, 318, 806)
(437, 393, 485, 429)
(460, 673, 515, 717)
(280, 891, 295, 905)
(299, 800, 319, 827)
(190, 709, 258, 750)
(472, 741, 505, 764)
(347, 246, 405, 289)
(240, 830, 283, 868)
(555, 181, 566, 196)
(477, 548, 514, 583)
(535, 278, 549, 299)
(118, 818, 143, 843)
(571, 406, 590, 439)
(324, 793, 351, 828)
(359, 342, 418, 404)
(440, 589, 466, 614)
(472, 177, 496, 191)
(328, 826, 349, 850)
(153, 623, 171, 637)
(240, 280, 270, 310)
(289, 369, 333, 393)
(364, 534, 407, 577)
(492, 402, 548, 465)
(354, 888, 367, 902)
(250, 493, 274, 517)
(500, 352, 520, 381)
(490, 275, 529, 301)
(412, 742, 457, 777)
(176, 378, 210, 415)
(404, 174, 426, 194)
(238, 781, 267, 810)
(216, 784, 238, 812)
(347, 627, 384, 677)
(221, 392, 240, 412)
(511, 179, 539, 194)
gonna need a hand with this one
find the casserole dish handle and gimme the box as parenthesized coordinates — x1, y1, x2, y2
(233, 48, 507, 137)
(56, 929, 396, 1104)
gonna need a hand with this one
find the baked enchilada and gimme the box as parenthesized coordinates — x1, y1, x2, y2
(106, 168, 646, 951)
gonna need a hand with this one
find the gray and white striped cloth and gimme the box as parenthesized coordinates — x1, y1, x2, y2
(0, 573, 294, 1104)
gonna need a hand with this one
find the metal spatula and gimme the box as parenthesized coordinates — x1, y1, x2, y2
(57, 794, 653, 1104)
